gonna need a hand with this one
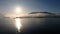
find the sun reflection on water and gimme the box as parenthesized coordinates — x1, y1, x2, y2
(15, 18, 22, 32)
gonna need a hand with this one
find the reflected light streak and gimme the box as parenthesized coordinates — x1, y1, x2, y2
(15, 18, 22, 32)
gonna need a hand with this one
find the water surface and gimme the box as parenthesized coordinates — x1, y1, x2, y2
(0, 18, 60, 34)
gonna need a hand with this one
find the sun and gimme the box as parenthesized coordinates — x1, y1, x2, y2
(15, 7, 22, 14)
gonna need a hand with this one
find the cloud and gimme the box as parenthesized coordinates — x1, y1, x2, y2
(20, 12, 57, 18)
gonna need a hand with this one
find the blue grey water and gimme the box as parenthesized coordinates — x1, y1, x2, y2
(0, 18, 60, 34)
(20, 18, 60, 34)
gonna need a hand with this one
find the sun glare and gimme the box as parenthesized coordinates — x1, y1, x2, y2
(15, 18, 22, 32)
(15, 7, 22, 14)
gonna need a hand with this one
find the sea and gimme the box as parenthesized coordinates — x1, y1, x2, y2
(0, 18, 60, 34)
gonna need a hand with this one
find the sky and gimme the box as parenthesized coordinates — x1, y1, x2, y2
(0, 0, 60, 14)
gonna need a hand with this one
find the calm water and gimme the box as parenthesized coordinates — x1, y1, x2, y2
(0, 18, 60, 34)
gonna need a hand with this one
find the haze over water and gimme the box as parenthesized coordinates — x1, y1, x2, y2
(0, 0, 60, 34)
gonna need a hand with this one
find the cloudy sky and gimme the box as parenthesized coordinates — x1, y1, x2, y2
(0, 0, 60, 14)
